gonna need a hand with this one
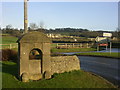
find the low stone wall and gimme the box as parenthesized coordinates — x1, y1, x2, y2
(51, 55, 80, 74)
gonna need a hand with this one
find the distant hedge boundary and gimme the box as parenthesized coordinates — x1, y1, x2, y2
(1, 49, 18, 63)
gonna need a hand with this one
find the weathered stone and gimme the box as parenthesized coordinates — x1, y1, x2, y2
(17, 31, 80, 82)
(29, 74, 42, 80)
(51, 55, 80, 74)
(44, 71, 52, 79)
(17, 31, 51, 43)
(17, 31, 51, 81)
(21, 73, 29, 82)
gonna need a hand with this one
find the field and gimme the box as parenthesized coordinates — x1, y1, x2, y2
(1, 36, 120, 58)
(1, 36, 97, 52)
(2, 36, 18, 44)
(1, 61, 116, 88)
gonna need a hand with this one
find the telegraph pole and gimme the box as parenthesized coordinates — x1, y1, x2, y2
(24, 0, 28, 34)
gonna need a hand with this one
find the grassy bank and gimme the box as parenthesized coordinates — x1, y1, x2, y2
(2, 36, 97, 52)
(1, 61, 116, 88)
(76, 52, 120, 58)
(51, 48, 96, 53)
(2, 36, 18, 44)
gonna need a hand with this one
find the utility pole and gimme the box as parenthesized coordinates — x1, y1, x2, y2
(110, 40, 112, 54)
(97, 44, 99, 52)
(24, 0, 28, 34)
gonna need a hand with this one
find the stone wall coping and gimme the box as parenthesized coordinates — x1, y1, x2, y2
(17, 31, 51, 43)
(51, 55, 79, 61)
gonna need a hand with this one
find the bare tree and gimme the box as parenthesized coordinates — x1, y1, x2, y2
(117, 27, 120, 32)
(0, 26, 1, 34)
(39, 21, 44, 29)
(6, 24, 12, 30)
(38, 21, 45, 32)
(29, 23, 38, 30)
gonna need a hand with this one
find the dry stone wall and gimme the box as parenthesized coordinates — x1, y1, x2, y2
(51, 55, 80, 74)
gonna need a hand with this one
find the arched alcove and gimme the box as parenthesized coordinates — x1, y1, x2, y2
(29, 48, 42, 60)
(17, 31, 51, 80)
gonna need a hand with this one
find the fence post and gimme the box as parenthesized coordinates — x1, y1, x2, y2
(0, 44, 1, 49)
(73, 43, 74, 48)
(97, 44, 99, 52)
(66, 43, 67, 48)
(56, 43, 58, 48)
(10, 44, 12, 49)
(87, 43, 88, 48)
(80, 43, 82, 48)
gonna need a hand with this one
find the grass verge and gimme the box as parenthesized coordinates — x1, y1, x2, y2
(1, 61, 116, 88)
(51, 48, 96, 53)
(76, 52, 120, 58)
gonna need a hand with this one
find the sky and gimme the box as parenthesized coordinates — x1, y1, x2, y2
(1, 1, 118, 31)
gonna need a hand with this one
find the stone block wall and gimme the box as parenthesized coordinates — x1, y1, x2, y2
(50, 55, 80, 74)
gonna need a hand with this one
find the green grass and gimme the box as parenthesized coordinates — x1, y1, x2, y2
(1, 36, 97, 53)
(76, 52, 120, 58)
(2, 36, 18, 44)
(51, 48, 96, 53)
(1, 61, 116, 88)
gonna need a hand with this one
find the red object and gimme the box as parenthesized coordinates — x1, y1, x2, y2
(99, 44, 108, 46)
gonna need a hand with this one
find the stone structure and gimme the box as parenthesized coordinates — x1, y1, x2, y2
(17, 32, 51, 81)
(51, 56, 80, 74)
(17, 31, 80, 82)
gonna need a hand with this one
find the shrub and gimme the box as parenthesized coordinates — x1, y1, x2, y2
(1, 49, 18, 62)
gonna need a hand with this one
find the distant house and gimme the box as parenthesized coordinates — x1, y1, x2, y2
(88, 38, 95, 41)
(46, 33, 62, 38)
(95, 36, 108, 42)
(112, 37, 118, 41)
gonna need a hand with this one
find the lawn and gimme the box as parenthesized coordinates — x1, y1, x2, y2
(1, 61, 116, 88)
(76, 52, 120, 58)
(2, 36, 18, 44)
(2, 36, 97, 53)
(2, 36, 119, 59)
(51, 48, 97, 53)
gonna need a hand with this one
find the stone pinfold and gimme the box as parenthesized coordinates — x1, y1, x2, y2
(17, 31, 80, 82)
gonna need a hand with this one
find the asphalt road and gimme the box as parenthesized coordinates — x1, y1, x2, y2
(78, 56, 120, 87)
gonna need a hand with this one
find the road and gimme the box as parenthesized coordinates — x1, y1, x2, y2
(78, 56, 120, 87)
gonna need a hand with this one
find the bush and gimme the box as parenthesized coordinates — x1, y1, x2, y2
(1, 49, 18, 62)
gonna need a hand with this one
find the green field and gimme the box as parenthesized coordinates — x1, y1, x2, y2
(2, 36, 97, 52)
(2, 36, 120, 58)
(2, 36, 18, 44)
(1, 61, 116, 88)
(76, 52, 120, 58)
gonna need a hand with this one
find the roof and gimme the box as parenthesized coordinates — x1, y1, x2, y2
(17, 31, 51, 43)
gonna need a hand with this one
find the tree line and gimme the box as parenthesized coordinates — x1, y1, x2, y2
(0, 24, 119, 39)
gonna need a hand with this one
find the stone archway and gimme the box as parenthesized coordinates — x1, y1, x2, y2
(29, 48, 42, 60)
(29, 48, 43, 74)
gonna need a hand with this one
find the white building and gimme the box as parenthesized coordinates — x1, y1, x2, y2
(95, 36, 107, 42)
(46, 33, 62, 38)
